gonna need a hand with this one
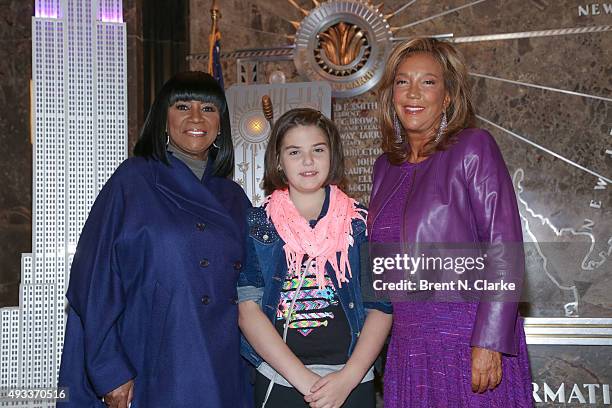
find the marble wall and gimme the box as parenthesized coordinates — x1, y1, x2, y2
(189, 1, 611, 406)
(0, 0, 189, 307)
(189, 0, 611, 320)
(125, 0, 146, 155)
(529, 345, 612, 406)
(0, 1, 34, 307)
(189, 0, 297, 82)
(0, 0, 146, 307)
(0, 0, 609, 403)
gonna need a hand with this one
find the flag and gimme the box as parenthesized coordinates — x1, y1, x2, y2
(211, 30, 224, 89)
(208, 2, 224, 89)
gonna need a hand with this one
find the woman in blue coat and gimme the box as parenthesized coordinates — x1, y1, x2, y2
(58, 72, 251, 408)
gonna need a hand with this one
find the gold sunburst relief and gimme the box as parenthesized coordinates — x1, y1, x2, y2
(318, 21, 366, 66)
(289, 0, 399, 97)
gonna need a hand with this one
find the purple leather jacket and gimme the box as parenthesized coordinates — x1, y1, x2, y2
(367, 128, 523, 355)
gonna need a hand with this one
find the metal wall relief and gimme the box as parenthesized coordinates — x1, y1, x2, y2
(292, 1, 393, 97)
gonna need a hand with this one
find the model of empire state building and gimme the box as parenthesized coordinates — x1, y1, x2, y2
(0, 1, 127, 405)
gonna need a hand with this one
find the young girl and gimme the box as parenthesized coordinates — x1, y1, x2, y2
(237, 108, 392, 408)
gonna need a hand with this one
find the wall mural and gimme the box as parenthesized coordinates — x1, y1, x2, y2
(190, 1, 611, 405)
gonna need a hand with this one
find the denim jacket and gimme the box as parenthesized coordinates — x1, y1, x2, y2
(237, 193, 392, 368)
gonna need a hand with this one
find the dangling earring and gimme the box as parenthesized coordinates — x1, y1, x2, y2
(435, 111, 448, 143)
(165, 130, 170, 146)
(212, 130, 221, 149)
(393, 112, 403, 144)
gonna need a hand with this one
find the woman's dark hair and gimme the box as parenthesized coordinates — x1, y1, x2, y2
(134, 71, 234, 177)
(263, 108, 345, 195)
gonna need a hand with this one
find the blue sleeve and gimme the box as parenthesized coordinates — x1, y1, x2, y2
(355, 217, 393, 314)
(65, 176, 136, 396)
(237, 213, 264, 304)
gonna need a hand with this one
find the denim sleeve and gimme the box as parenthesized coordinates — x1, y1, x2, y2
(364, 304, 393, 314)
(356, 222, 393, 315)
(237, 232, 264, 304)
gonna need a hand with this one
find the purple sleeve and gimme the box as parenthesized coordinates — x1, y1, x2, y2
(367, 154, 389, 235)
(370, 154, 389, 199)
(463, 130, 524, 355)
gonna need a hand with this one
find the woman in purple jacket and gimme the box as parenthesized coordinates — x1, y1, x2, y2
(368, 38, 533, 407)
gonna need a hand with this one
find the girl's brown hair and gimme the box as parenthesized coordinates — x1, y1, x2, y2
(263, 108, 345, 195)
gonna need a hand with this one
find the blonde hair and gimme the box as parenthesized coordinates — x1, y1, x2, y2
(377, 38, 475, 164)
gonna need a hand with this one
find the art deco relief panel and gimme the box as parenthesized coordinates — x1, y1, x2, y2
(226, 82, 332, 205)
(189, 0, 610, 405)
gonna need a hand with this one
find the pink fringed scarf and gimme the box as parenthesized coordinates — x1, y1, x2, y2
(264, 185, 367, 289)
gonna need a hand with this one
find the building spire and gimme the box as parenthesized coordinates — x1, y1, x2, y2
(34, 0, 61, 18)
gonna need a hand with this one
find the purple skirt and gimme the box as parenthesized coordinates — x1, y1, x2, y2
(384, 302, 533, 408)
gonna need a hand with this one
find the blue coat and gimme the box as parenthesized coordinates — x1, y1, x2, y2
(58, 154, 251, 407)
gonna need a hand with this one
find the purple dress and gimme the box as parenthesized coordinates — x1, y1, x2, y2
(368, 129, 533, 407)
